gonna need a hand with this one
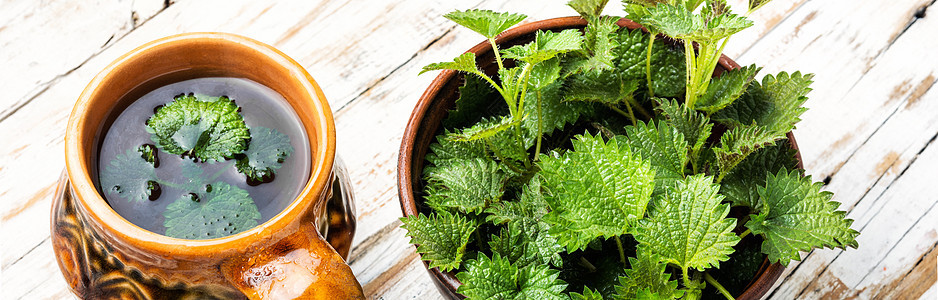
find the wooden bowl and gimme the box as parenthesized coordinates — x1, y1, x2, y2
(398, 17, 796, 299)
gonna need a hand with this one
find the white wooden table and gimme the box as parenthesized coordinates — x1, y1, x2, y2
(2, 0, 936, 298)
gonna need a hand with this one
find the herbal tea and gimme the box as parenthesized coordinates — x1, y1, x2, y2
(97, 77, 310, 239)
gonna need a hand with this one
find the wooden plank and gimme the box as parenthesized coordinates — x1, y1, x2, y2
(0, 0, 168, 122)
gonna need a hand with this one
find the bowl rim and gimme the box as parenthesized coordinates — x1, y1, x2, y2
(64, 32, 336, 256)
(397, 16, 790, 298)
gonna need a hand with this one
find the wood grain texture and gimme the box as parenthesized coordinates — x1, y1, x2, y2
(1, 0, 935, 299)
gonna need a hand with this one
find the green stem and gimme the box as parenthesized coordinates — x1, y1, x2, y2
(614, 236, 627, 266)
(739, 229, 751, 240)
(683, 41, 698, 109)
(489, 38, 505, 71)
(682, 267, 692, 289)
(607, 104, 635, 125)
(534, 90, 544, 160)
(473, 72, 508, 105)
(645, 33, 656, 97)
(578, 257, 598, 272)
(474, 230, 484, 249)
(704, 272, 735, 300)
(627, 97, 652, 119)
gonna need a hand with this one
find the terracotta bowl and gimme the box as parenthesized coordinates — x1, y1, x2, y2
(54, 32, 363, 299)
(398, 17, 796, 299)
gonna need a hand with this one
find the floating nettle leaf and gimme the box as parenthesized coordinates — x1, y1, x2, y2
(146, 94, 250, 162)
(236, 126, 293, 184)
(101, 147, 160, 202)
(163, 181, 260, 240)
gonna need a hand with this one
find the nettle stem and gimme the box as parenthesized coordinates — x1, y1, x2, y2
(683, 41, 699, 109)
(614, 236, 627, 266)
(704, 272, 735, 300)
(739, 229, 752, 240)
(489, 38, 506, 70)
(534, 90, 544, 160)
(645, 33, 656, 97)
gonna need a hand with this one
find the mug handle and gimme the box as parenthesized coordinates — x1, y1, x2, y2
(221, 223, 365, 299)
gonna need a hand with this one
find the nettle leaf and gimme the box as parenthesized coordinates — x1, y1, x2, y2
(634, 174, 740, 273)
(655, 98, 712, 163)
(529, 58, 563, 90)
(538, 133, 656, 251)
(421, 52, 483, 76)
(457, 253, 568, 300)
(486, 177, 550, 225)
(146, 94, 250, 162)
(426, 132, 488, 170)
(648, 40, 687, 98)
(236, 127, 293, 183)
(521, 81, 593, 140)
(696, 65, 761, 113)
(401, 212, 478, 272)
(613, 251, 682, 300)
(749, 0, 774, 13)
(423, 157, 511, 214)
(720, 141, 799, 209)
(101, 147, 160, 202)
(567, 16, 620, 73)
(746, 169, 860, 266)
(620, 121, 688, 195)
(449, 115, 521, 142)
(713, 123, 778, 180)
(563, 69, 639, 104)
(444, 75, 499, 129)
(444, 9, 527, 39)
(176, 158, 209, 193)
(571, 287, 605, 300)
(163, 181, 260, 239)
(611, 28, 649, 82)
(713, 71, 814, 137)
(489, 219, 564, 268)
(567, 0, 610, 18)
(638, 3, 753, 42)
(502, 29, 584, 64)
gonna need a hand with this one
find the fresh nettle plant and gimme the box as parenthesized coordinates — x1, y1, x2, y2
(101, 93, 293, 239)
(402, 0, 859, 299)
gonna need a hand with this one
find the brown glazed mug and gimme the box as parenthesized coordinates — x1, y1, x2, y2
(53, 33, 364, 299)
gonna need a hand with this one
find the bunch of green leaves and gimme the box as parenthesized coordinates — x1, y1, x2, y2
(403, 1, 859, 299)
(100, 93, 294, 239)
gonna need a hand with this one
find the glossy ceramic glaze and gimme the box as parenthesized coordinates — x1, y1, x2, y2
(397, 17, 796, 299)
(54, 33, 363, 299)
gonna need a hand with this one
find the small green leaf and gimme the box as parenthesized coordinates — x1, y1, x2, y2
(485, 177, 550, 225)
(502, 29, 584, 64)
(521, 81, 594, 140)
(613, 251, 681, 300)
(713, 123, 778, 180)
(633, 3, 752, 42)
(654, 98, 712, 165)
(146, 94, 250, 162)
(563, 69, 640, 104)
(611, 28, 649, 82)
(420, 52, 483, 76)
(748, 0, 773, 13)
(423, 157, 511, 214)
(696, 65, 761, 113)
(746, 169, 859, 266)
(528, 58, 563, 90)
(713, 71, 814, 138)
(457, 253, 568, 300)
(426, 130, 488, 167)
(101, 147, 160, 203)
(489, 219, 564, 268)
(571, 286, 605, 300)
(567, 0, 610, 18)
(567, 16, 620, 73)
(634, 174, 740, 273)
(401, 212, 478, 272)
(163, 182, 260, 239)
(449, 115, 521, 142)
(647, 40, 687, 98)
(236, 127, 293, 183)
(719, 141, 799, 209)
(444, 9, 527, 39)
(443, 75, 500, 129)
(538, 133, 656, 251)
(620, 121, 688, 195)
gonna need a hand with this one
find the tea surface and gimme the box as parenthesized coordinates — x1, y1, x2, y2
(97, 77, 310, 238)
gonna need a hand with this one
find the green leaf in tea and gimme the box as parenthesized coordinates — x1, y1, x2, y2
(696, 65, 761, 113)
(163, 181, 260, 239)
(444, 9, 528, 39)
(746, 169, 859, 266)
(236, 126, 293, 184)
(633, 174, 739, 280)
(101, 147, 160, 202)
(456, 253, 568, 300)
(538, 133, 655, 251)
(401, 211, 477, 272)
(719, 141, 799, 209)
(146, 94, 250, 162)
(423, 157, 511, 214)
(614, 250, 682, 300)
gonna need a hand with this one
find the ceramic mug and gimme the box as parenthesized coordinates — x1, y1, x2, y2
(53, 33, 364, 299)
